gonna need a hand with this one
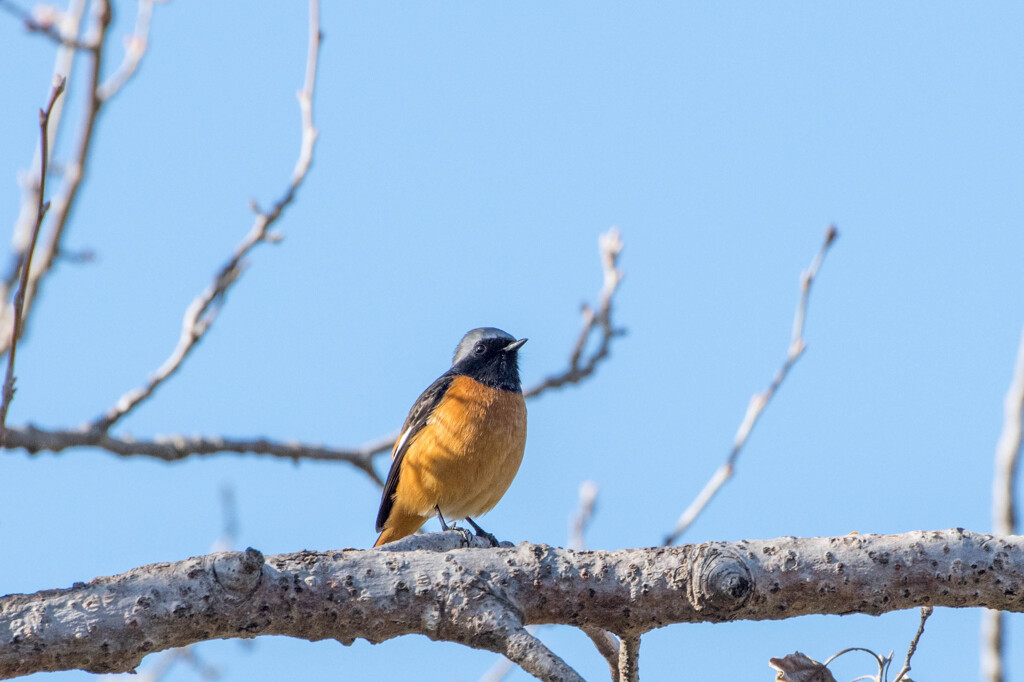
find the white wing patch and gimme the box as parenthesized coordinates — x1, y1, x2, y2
(392, 426, 413, 460)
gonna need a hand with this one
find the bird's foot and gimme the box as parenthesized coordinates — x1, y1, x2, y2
(452, 527, 475, 545)
(465, 517, 500, 548)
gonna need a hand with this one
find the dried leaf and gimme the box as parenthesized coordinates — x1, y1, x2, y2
(768, 652, 838, 682)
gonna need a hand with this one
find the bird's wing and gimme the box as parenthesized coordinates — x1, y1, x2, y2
(375, 373, 455, 532)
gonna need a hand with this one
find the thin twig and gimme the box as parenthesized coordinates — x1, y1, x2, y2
(3, 227, 616, 475)
(821, 647, 889, 678)
(0, 0, 112, 356)
(0, 0, 92, 48)
(6, 223, 617, 467)
(90, 0, 321, 433)
(4, 424, 385, 485)
(96, 0, 156, 101)
(0, 76, 67, 448)
(982, 326, 1024, 682)
(4, 0, 86, 295)
(214, 483, 239, 552)
(569, 480, 599, 551)
(892, 606, 933, 682)
(524, 227, 625, 398)
(664, 225, 837, 545)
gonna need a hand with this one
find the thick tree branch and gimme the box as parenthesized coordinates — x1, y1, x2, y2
(100, 484, 243, 682)
(477, 627, 583, 682)
(3, 528, 1021, 680)
(664, 225, 837, 545)
(477, 481, 611, 682)
(982, 325, 1024, 682)
(0, 77, 67, 447)
(569, 481, 622, 681)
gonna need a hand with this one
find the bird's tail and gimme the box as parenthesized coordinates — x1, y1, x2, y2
(373, 513, 429, 547)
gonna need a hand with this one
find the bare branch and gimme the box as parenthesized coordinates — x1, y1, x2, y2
(96, 0, 157, 101)
(3, 423, 385, 485)
(476, 650, 521, 682)
(214, 483, 240, 553)
(3, 226, 619, 471)
(0, 0, 112, 356)
(569, 479, 599, 552)
(821, 647, 889, 680)
(90, 0, 321, 433)
(0, 76, 67, 447)
(483, 628, 584, 682)
(3, 0, 87, 297)
(664, 225, 838, 545)
(0, 0, 92, 48)
(476, 627, 546, 682)
(617, 634, 640, 682)
(524, 227, 625, 399)
(583, 627, 621, 682)
(892, 606, 933, 682)
(981, 325, 1024, 682)
(2, 529, 1019, 679)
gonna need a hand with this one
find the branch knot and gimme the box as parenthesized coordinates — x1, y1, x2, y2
(687, 545, 752, 617)
(211, 548, 265, 603)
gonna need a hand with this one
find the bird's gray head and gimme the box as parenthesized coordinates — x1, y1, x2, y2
(451, 327, 527, 392)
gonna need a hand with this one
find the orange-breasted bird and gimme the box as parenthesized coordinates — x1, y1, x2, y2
(374, 327, 528, 547)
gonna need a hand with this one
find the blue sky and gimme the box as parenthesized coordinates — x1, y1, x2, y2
(3, 2, 1024, 680)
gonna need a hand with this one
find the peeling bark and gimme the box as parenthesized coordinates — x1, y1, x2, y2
(2, 529, 1023, 680)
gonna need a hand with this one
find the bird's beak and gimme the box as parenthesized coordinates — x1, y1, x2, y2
(503, 338, 527, 353)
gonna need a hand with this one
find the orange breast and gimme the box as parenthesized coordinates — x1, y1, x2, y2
(393, 375, 527, 521)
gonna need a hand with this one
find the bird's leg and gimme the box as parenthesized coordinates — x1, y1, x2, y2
(465, 517, 500, 547)
(436, 506, 475, 545)
(435, 505, 450, 531)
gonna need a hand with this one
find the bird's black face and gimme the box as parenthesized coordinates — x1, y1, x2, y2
(451, 327, 527, 392)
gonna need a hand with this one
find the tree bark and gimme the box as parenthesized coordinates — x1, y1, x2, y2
(2, 528, 1022, 680)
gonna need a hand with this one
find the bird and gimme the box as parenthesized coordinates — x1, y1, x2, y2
(373, 327, 528, 547)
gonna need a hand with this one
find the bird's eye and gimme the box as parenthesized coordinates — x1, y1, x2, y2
(474, 343, 487, 356)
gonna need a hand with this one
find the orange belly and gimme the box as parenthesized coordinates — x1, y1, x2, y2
(391, 376, 527, 523)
